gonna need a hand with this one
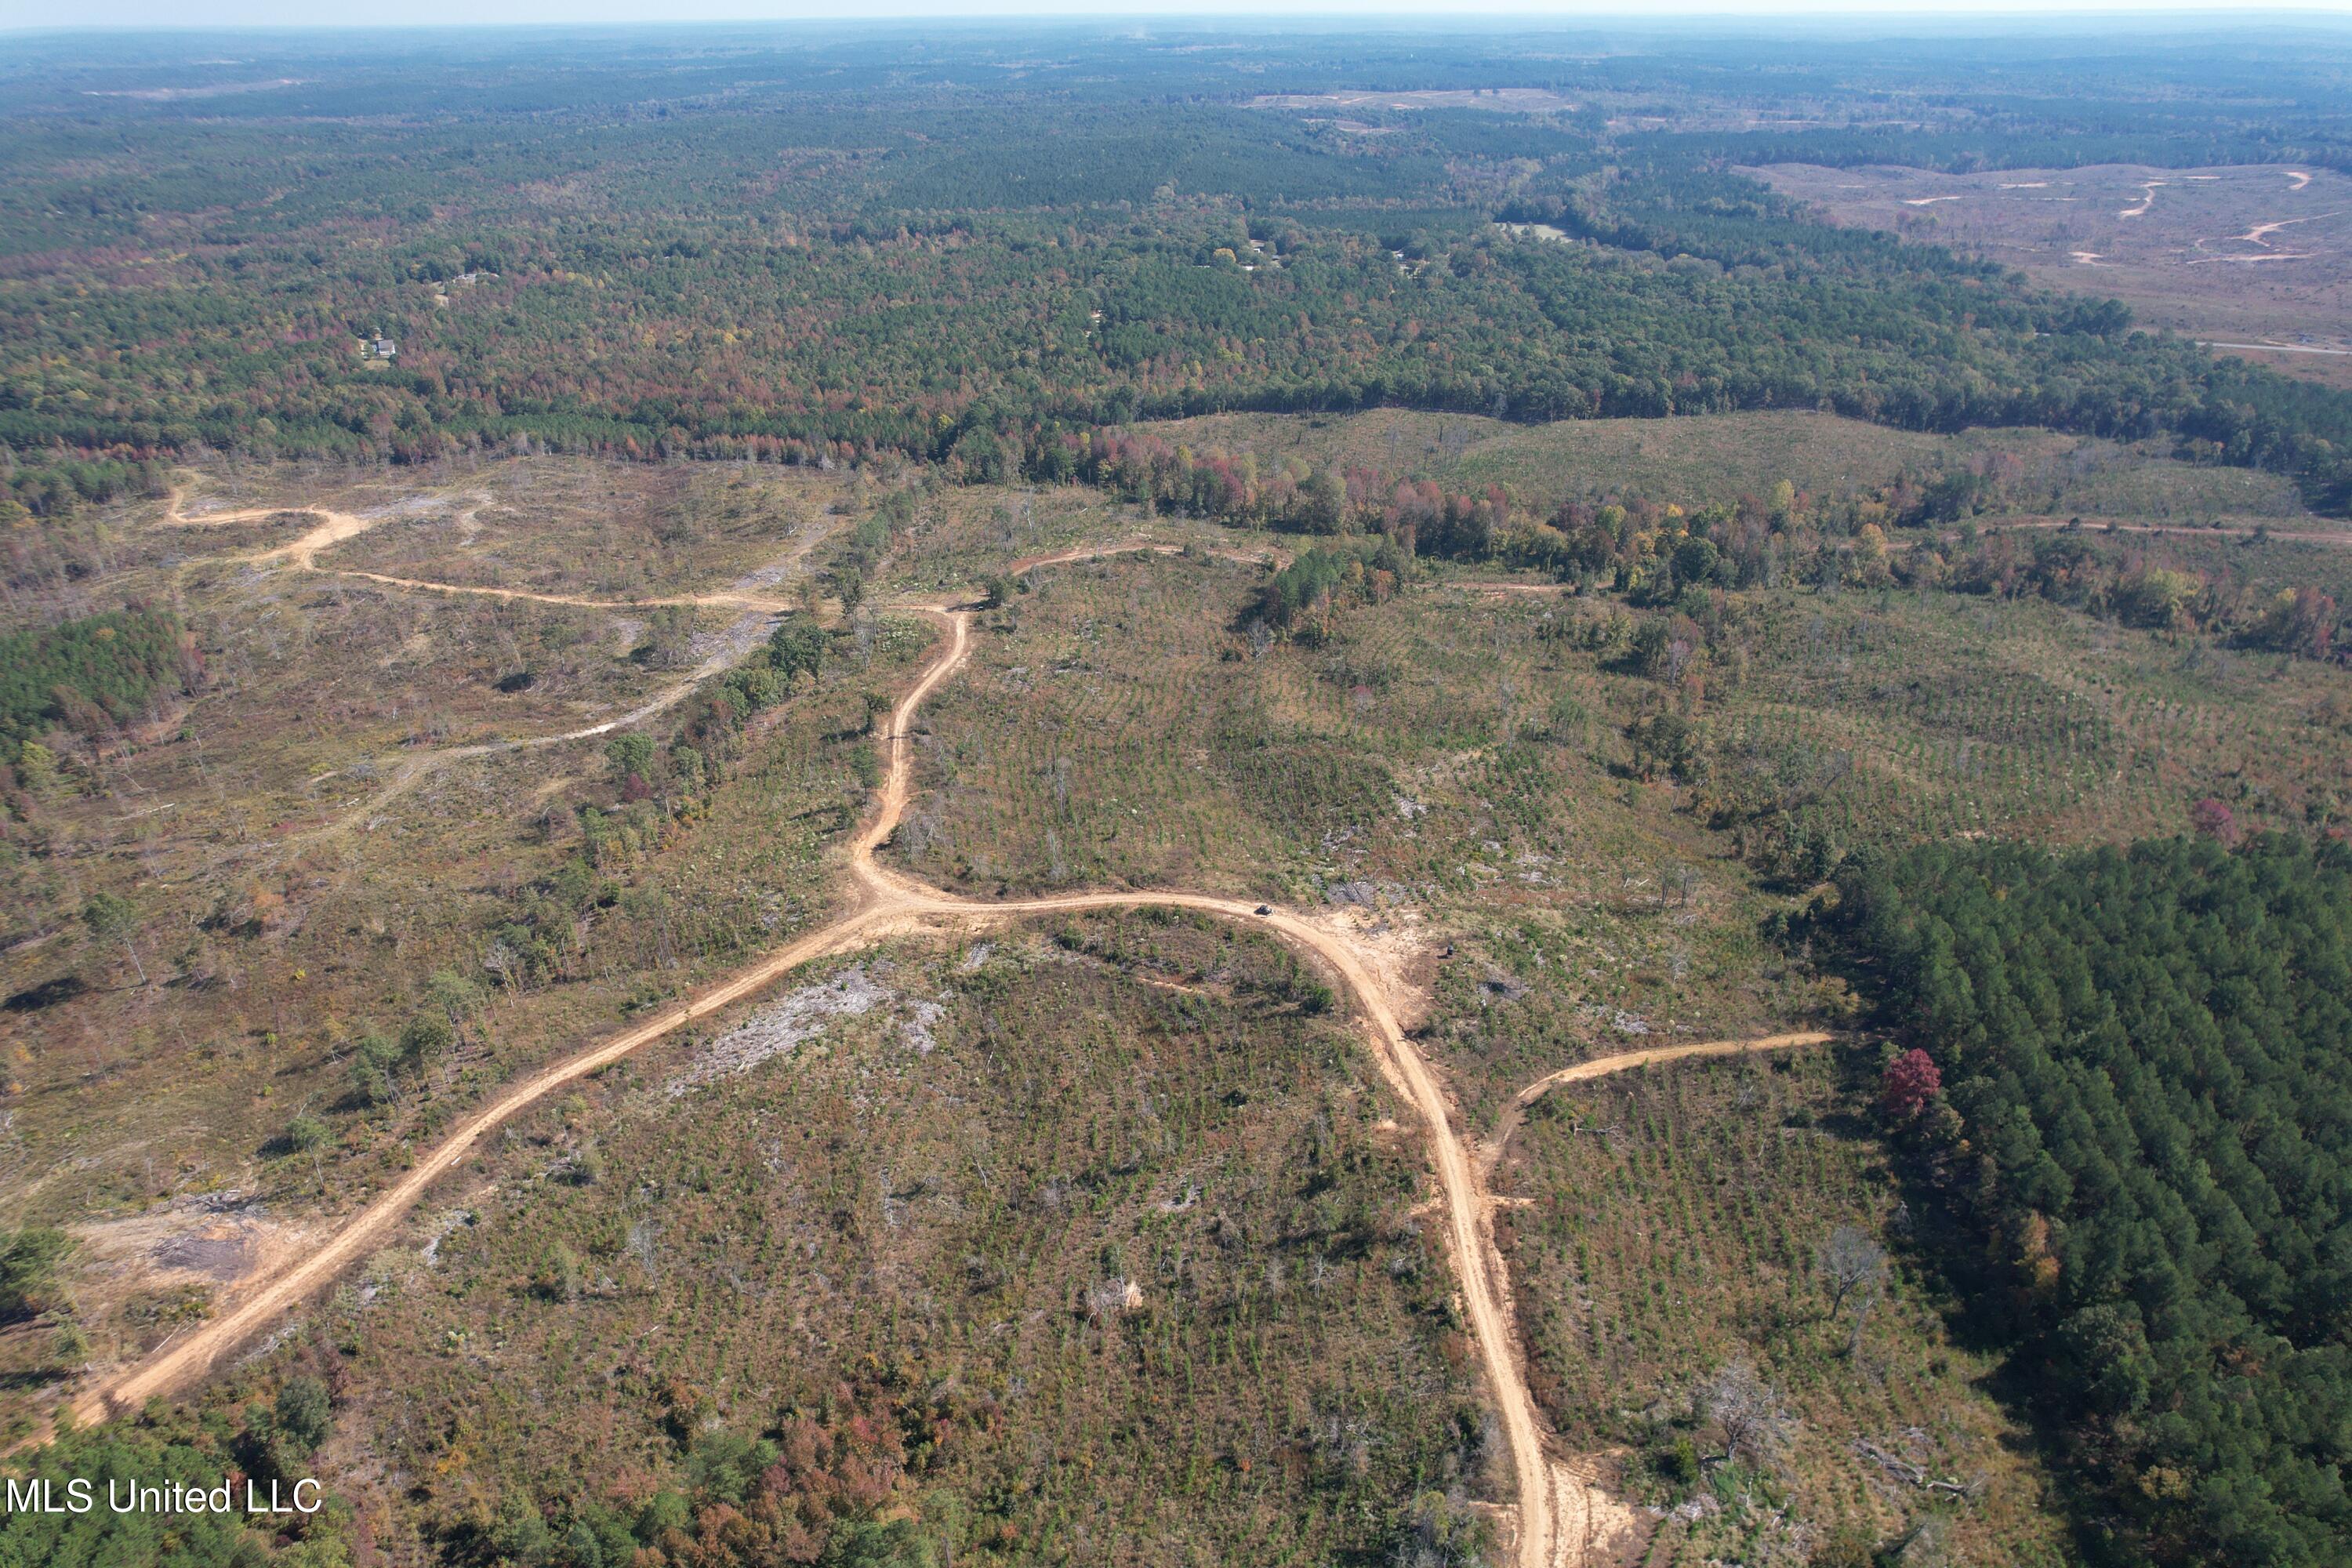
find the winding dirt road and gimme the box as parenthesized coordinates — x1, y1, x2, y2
(1486, 1032, 1835, 1174)
(163, 489, 808, 612)
(162, 488, 840, 841)
(69, 524, 1831, 1566)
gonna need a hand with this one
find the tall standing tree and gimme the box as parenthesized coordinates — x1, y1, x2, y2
(80, 891, 144, 985)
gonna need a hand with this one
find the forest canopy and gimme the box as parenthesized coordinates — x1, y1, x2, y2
(4, 26, 2352, 514)
(1833, 836, 2352, 1567)
(0, 607, 198, 766)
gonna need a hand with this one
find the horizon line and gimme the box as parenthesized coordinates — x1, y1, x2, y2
(10, 5, 2352, 33)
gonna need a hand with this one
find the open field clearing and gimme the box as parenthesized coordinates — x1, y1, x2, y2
(0, 463, 941, 1327)
(12, 502, 1581, 1564)
(889, 551, 1830, 1116)
(1497, 1047, 2070, 1567)
(887, 535, 2351, 1121)
(13, 459, 1981, 1566)
(1752, 163, 2352, 388)
(1147, 408, 2322, 522)
(0, 604, 896, 1313)
(6, 434, 2352, 1565)
(1703, 584, 2352, 849)
(23, 575, 1581, 1568)
(291, 918, 1499, 1566)
(164, 460, 850, 601)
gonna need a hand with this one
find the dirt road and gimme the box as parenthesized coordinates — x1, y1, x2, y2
(163, 489, 808, 612)
(69, 540, 1822, 1566)
(1513, 1030, 1835, 1105)
(1486, 1032, 1835, 1171)
(283, 633, 774, 845)
(162, 486, 840, 841)
(1007, 539, 1285, 573)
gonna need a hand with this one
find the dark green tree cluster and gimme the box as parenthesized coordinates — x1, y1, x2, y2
(1, 453, 168, 521)
(1252, 537, 1411, 641)
(1833, 834, 2352, 1566)
(0, 1225, 71, 1322)
(0, 1387, 347, 1568)
(0, 606, 201, 765)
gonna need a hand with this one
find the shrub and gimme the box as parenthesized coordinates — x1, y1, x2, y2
(275, 1375, 333, 1454)
(0, 1227, 73, 1321)
(2188, 796, 2240, 847)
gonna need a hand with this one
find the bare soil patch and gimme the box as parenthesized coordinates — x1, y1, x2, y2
(1751, 162, 2352, 385)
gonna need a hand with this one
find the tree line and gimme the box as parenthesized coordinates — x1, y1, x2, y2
(11, 101, 2352, 518)
(1828, 834, 2352, 1567)
(1054, 426, 2349, 662)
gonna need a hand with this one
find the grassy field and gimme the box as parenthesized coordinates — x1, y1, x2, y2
(1145, 408, 2321, 521)
(1497, 1047, 2070, 1567)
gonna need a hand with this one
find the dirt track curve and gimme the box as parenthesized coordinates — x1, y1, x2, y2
(163, 489, 812, 611)
(70, 520, 1835, 1567)
(161, 489, 844, 842)
(1486, 1032, 1835, 1176)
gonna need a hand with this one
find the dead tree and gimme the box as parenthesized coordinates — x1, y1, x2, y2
(1705, 1358, 1794, 1469)
(1820, 1224, 1888, 1317)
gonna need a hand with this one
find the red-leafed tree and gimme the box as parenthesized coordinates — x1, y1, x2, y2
(1881, 1048, 1942, 1120)
(2190, 797, 2241, 848)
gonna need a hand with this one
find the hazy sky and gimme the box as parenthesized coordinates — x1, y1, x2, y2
(6, 1, 2349, 30)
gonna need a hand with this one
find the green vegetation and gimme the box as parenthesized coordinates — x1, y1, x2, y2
(885, 480, 2352, 1560)
(1497, 1051, 2066, 1566)
(0, 1383, 350, 1567)
(1832, 835, 2352, 1566)
(0, 1227, 72, 1323)
(8, 441, 2344, 1563)
(9, 22, 2352, 1568)
(0, 606, 198, 765)
(1253, 536, 1410, 637)
(1068, 421, 2350, 662)
(2, 453, 166, 521)
(0, 1413, 275, 1567)
(318, 916, 1493, 1566)
(1152, 409, 2323, 524)
(6, 28, 2352, 512)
